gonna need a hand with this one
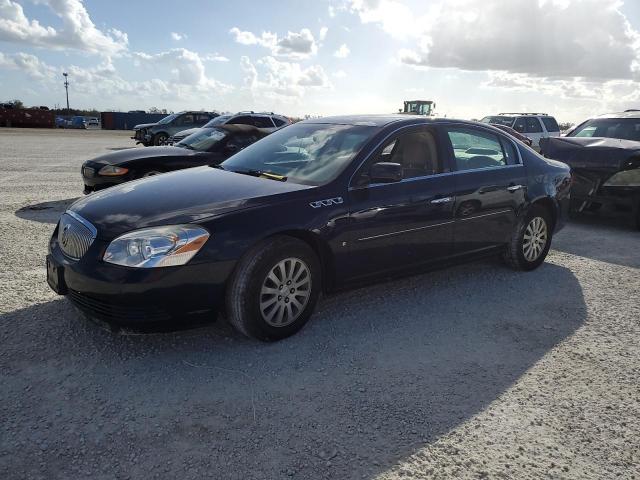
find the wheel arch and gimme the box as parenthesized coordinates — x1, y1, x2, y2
(529, 196, 558, 231)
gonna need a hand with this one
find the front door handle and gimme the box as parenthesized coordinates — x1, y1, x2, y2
(431, 196, 453, 204)
(507, 184, 524, 192)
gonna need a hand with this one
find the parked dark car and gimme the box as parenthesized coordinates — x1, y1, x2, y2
(490, 123, 533, 147)
(82, 125, 269, 193)
(47, 116, 571, 340)
(540, 110, 640, 229)
(132, 111, 217, 146)
(168, 112, 291, 144)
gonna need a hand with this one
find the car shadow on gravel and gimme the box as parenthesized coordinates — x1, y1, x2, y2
(14, 198, 79, 224)
(553, 214, 640, 268)
(1, 260, 586, 479)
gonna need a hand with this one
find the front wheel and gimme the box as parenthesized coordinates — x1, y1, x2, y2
(225, 236, 321, 341)
(503, 205, 552, 271)
(153, 133, 168, 146)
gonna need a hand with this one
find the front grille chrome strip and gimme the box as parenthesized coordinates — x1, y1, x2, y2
(57, 211, 97, 260)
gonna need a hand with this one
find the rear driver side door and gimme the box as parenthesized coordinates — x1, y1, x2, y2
(442, 125, 527, 255)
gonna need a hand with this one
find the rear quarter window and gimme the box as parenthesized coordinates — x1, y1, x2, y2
(541, 117, 560, 132)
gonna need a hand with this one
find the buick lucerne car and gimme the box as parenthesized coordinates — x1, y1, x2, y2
(47, 115, 571, 341)
(82, 125, 270, 193)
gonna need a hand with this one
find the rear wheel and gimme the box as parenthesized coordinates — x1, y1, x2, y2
(142, 170, 163, 177)
(225, 236, 321, 341)
(503, 205, 552, 271)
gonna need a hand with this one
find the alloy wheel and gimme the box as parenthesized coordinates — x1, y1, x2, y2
(523, 216, 548, 262)
(259, 257, 311, 327)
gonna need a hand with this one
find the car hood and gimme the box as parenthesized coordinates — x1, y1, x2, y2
(86, 146, 203, 167)
(132, 123, 157, 130)
(540, 136, 640, 172)
(69, 166, 313, 239)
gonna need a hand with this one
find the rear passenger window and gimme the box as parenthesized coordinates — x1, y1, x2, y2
(446, 128, 508, 171)
(229, 116, 253, 125)
(252, 116, 275, 128)
(525, 118, 543, 133)
(273, 118, 287, 127)
(541, 117, 560, 132)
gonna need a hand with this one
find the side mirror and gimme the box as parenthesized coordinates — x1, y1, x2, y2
(370, 162, 403, 183)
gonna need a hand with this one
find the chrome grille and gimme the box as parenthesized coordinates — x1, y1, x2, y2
(57, 212, 97, 260)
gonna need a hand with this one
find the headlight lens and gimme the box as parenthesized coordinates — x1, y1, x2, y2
(603, 169, 640, 187)
(99, 165, 129, 176)
(103, 225, 209, 268)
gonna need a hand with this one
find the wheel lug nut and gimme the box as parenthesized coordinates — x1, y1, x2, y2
(285, 298, 289, 303)
(278, 296, 282, 300)
(290, 288, 295, 294)
(287, 280, 292, 285)
(279, 285, 283, 290)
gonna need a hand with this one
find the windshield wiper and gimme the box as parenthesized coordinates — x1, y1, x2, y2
(231, 169, 287, 181)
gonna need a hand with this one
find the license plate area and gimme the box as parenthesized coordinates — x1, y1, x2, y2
(46, 254, 68, 295)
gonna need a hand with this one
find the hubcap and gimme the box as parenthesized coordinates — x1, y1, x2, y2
(260, 257, 311, 327)
(522, 216, 548, 262)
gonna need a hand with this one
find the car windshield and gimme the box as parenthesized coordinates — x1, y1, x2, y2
(569, 118, 640, 141)
(220, 123, 376, 185)
(157, 113, 179, 125)
(481, 116, 515, 127)
(204, 115, 231, 127)
(176, 128, 227, 151)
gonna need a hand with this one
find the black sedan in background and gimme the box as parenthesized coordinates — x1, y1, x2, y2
(540, 110, 640, 229)
(48, 115, 571, 341)
(82, 125, 270, 193)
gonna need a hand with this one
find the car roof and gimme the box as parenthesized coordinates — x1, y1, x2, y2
(596, 110, 640, 119)
(299, 114, 481, 128)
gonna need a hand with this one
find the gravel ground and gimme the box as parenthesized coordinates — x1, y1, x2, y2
(1, 128, 638, 480)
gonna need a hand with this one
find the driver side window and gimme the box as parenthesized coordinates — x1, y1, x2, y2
(446, 127, 508, 171)
(358, 129, 441, 184)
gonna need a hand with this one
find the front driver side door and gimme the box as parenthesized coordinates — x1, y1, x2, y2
(345, 126, 456, 281)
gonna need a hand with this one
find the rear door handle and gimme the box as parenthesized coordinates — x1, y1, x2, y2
(430, 197, 453, 204)
(507, 184, 524, 192)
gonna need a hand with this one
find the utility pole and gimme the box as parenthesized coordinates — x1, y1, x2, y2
(63, 72, 69, 112)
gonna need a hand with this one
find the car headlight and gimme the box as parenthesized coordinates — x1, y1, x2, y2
(603, 169, 640, 187)
(99, 165, 129, 176)
(103, 225, 210, 268)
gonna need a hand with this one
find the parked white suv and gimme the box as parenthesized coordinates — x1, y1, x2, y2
(480, 113, 560, 149)
(169, 112, 290, 144)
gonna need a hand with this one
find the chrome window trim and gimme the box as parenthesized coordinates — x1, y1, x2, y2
(348, 121, 525, 192)
(65, 210, 98, 237)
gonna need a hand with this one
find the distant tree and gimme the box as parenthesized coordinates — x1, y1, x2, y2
(12, 99, 24, 109)
(558, 122, 574, 131)
(148, 106, 161, 113)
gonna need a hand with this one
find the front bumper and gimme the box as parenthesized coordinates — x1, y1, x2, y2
(47, 223, 235, 328)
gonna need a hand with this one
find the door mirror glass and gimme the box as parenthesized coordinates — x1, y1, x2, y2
(370, 162, 403, 183)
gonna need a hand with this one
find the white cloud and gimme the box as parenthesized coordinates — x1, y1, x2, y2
(230, 27, 318, 59)
(390, 0, 640, 81)
(333, 70, 347, 78)
(0, 51, 57, 79)
(203, 53, 230, 62)
(170, 32, 186, 41)
(0, 0, 128, 55)
(334, 44, 350, 58)
(240, 55, 330, 99)
(328, 5, 336, 17)
(348, 0, 421, 39)
(319, 26, 328, 41)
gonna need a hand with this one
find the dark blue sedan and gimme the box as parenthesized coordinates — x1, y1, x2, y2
(47, 115, 571, 340)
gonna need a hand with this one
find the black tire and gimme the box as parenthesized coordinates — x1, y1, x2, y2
(503, 205, 553, 271)
(153, 133, 168, 146)
(225, 236, 321, 341)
